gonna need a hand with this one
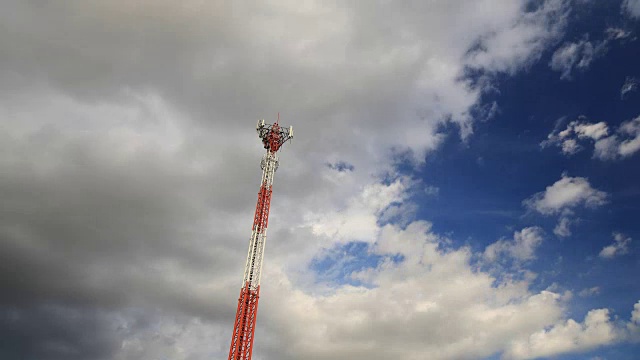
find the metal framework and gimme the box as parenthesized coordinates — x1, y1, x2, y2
(228, 117, 293, 360)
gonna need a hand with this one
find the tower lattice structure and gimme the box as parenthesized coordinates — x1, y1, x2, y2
(227, 117, 293, 360)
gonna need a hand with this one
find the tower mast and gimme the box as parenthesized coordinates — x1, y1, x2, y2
(227, 118, 293, 360)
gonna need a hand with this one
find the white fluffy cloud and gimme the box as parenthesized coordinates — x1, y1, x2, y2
(505, 309, 620, 359)
(632, 302, 640, 324)
(524, 174, 607, 215)
(305, 177, 418, 246)
(618, 117, 640, 156)
(464, 0, 568, 76)
(594, 116, 640, 160)
(599, 232, 632, 259)
(523, 174, 606, 243)
(575, 122, 611, 140)
(542, 118, 609, 156)
(484, 227, 544, 263)
(542, 116, 640, 160)
(253, 181, 638, 360)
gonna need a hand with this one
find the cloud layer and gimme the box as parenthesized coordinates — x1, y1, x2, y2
(0, 1, 637, 359)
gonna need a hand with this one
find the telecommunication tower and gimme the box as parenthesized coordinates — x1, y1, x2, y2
(227, 116, 293, 360)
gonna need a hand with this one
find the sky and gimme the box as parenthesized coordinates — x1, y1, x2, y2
(1, 1, 640, 359)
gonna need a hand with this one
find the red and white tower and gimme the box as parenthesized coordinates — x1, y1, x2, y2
(228, 117, 293, 360)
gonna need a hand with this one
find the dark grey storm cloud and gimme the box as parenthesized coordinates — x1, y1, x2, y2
(0, 305, 120, 360)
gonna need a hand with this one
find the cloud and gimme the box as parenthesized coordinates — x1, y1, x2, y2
(262, 205, 635, 360)
(541, 118, 609, 156)
(579, 287, 601, 297)
(307, 178, 412, 243)
(542, 116, 640, 160)
(472, 100, 501, 122)
(618, 116, 640, 156)
(523, 174, 607, 215)
(522, 174, 605, 247)
(627, 301, 640, 342)
(594, 116, 640, 160)
(464, 0, 568, 76)
(484, 227, 544, 263)
(0, 305, 122, 360)
(605, 27, 633, 41)
(632, 301, 640, 325)
(599, 232, 632, 259)
(623, 0, 640, 18)
(505, 308, 620, 359)
(0, 304, 227, 360)
(621, 76, 639, 99)
(113, 310, 225, 360)
(549, 26, 633, 80)
(574, 122, 611, 140)
(561, 138, 582, 155)
(549, 38, 606, 80)
(554, 216, 573, 237)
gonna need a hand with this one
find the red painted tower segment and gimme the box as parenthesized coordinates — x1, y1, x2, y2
(227, 119, 293, 360)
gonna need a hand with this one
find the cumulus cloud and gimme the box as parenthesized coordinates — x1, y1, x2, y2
(599, 232, 632, 259)
(541, 118, 609, 156)
(505, 308, 620, 359)
(632, 301, 640, 325)
(262, 191, 636, 360)
(307, 178, 412, 243)
(523, 174, 606, 241)
(574, 122, 611, 140)
(618, 117, 640, 156)
(523, 174, 607, 215)
(542, 116, 640, 160)
(594, 116, 640, 160)
(484, 227, 544, 263)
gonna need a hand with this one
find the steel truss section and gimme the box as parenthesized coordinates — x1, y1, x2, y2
(228, 282, 260, 360)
